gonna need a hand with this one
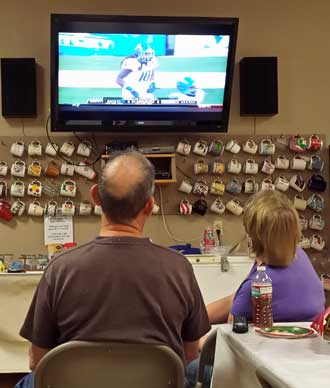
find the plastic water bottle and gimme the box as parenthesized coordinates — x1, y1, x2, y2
(251, 266, 273, 328)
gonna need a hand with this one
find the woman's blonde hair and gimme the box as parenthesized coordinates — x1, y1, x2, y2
(243, 190, 301, 266)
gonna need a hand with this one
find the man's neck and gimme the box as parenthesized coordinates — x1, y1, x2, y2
(99, 220, 144, 238)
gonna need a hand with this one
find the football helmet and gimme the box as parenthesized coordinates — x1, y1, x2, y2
(134, 43, 154, 63)
(177, 77, 197, 97)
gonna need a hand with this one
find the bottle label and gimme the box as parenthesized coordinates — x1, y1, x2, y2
(252, 285, 272, 297)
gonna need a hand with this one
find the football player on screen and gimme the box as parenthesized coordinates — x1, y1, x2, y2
(170, 76, 205, 105)
(116, 43, 158, 101)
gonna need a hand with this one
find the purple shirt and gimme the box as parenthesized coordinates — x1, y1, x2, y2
(231, 248, 325, 322)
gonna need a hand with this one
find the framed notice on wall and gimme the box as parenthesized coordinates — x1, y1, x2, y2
(44, 215, 74, 245)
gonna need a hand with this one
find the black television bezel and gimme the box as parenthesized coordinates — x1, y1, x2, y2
(50, 14, 239, 132)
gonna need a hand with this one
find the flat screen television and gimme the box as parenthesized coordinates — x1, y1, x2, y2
(51, 14, 239, 132)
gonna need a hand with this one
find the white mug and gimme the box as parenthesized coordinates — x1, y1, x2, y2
(290, 155, 307, 170)
(75, 162, 97, 180)
(259, 138, 275, 155)
(10, 200, 26, 216)
(210, 198, 225, 215)
(299, 215, 308, 231)
(290, 175, 305, 192)
(227, 159, 242, 174)
(193, 140, 208, 156)
(28, 140, 42, 156)
(178, 180, 193, 194)
(176, 140, 191, 156)
(60, 180, 77, 198)
(10, 140, 25, 157)
(293, 195, 307, 211)
(275, 155, 289, 170)
(61, 200, 75, 216)
(242, 139, 258, 155)
(79, 201, 92, 215)
(275, 176, 289, 192)
(0, 161, 9, 176)
(94, 205, 102, 216)
(225, 139, 241, 154)
(10, 180, 25, 197)
(28, 201, 44, 216)
(60, 141, 75, 157)
(11, 160, 26, 178)
(45, 200, 58, 217)
(60, 161, 75, 176)
(244, 159, 258, 175)
(310, 234, 325, 251)
(309, 214, 325, 231)
(226, 199, 243, 216)
(45, 142, 59, 156)
(27, 180, 43, 197)
(298, 235, 311, 249)
(261, 178, 275, 191)
(77, 141, 93, 157)
(261, 159, 275, 175)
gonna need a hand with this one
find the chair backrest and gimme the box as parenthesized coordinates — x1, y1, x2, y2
(256, 366, 291, 388)
(196, 329, 217, 388)
(34, 341, 185, 388)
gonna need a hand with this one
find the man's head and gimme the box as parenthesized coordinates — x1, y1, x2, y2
(95, 152, 155, 225)
(243, 190, 301, 266)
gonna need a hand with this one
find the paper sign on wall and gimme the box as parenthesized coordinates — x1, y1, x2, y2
(44, 215, 73, 245)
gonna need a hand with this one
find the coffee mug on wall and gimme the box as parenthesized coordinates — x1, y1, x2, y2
(11, 160, 26, 178)
(309, 214, 325, 231)
(178, 179, 193, 194)
(193, 140, 208, 156)
(77, 141, 93, 157)
(10, 200, 26, 216)
(10, 180, 25, 197)
(60, 141, 75, 157)
(242, 139, 258, 155)
(179, 199, 192, 215)
(28, 201, 44, 216)
(10, 140, 25, 157)
(45, 142, 59, 156)
(210, 198, 225, 214)
(176, 139, 191, 156)
(0, 161, 9, 176)
(28, 140, 42, 156)
(225, 139, 241, 154)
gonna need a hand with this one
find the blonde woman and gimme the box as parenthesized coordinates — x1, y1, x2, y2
(208, 190, 324, 324)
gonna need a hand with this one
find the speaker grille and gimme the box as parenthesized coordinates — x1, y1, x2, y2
(1, 58, 37, 117)
(239, 57, 278, 116)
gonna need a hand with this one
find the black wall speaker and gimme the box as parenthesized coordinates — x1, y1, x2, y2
(1, 58, 37, 117)
(239, 57, 278, 116)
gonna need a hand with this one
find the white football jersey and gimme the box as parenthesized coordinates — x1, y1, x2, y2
(121, 56, 158, 99)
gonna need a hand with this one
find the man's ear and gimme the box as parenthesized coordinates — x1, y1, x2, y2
(144, 196, 155, 216)
(90, 184, 100, 205)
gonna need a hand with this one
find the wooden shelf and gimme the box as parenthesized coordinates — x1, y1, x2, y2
(101, 153, 177, 184)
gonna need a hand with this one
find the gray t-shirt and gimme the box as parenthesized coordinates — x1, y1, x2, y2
(20, 236, 210, 361)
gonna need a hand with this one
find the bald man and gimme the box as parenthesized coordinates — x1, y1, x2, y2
(17, 152, 210, 388)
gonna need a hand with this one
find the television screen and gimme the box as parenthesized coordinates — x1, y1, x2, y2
(51, 15, 239, 132)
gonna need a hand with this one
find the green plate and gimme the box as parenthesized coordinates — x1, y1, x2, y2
(255, 326, 315, 339)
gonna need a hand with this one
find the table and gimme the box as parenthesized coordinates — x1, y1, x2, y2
(212, 323, 330, 388)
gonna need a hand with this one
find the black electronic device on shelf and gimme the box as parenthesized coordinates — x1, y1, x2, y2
(50, 14, 239, 133)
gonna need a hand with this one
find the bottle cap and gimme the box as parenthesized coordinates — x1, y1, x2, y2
(257, 265, 266, 271)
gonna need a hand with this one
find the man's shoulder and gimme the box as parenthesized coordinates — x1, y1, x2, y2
(45, 240, 96, 271)
(148, 241, 192, 267)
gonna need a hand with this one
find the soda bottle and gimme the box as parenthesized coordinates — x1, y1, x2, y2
(251, 266, 273, 328)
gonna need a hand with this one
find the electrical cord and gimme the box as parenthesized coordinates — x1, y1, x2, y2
(45, 114, 102, 167)
(158, 186, 201, 243)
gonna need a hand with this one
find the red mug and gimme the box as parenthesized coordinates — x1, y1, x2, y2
(0, 200, 13, 221)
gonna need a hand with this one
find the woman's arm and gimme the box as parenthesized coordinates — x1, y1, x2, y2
(206, 294, 235, 325)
